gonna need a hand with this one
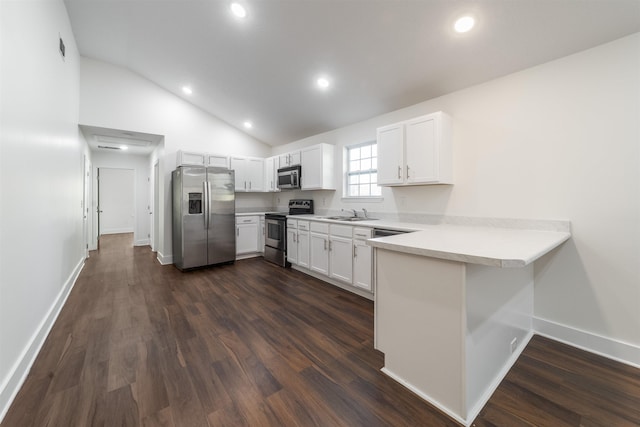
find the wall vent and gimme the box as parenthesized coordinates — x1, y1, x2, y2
(59, 36, 65, 60)
(97, 145, 121, 150)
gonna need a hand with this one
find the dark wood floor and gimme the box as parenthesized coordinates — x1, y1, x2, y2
(2, 234, 639, 427)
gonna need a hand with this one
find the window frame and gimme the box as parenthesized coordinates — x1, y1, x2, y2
(342, 141, 383, 201)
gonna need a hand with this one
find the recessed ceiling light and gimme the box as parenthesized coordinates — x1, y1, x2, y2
(230, 3, 247, 18)
(454, 16, 475, 33)
(243, 121, 253, 129)
(182, 86, 193, 95)
(120, 145, 128, 150)
(316, 77, 330, 90)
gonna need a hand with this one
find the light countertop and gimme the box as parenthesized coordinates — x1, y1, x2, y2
(287, 214, 571, 268)
(367, 225, 570, 268)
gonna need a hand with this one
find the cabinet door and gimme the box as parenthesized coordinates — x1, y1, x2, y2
(286, 228, 298, 264)
(230, 157, 247, 191)
(297, 229, 310, 268)
(207, 154, 229, 168)
(264, 156, 279, 192)
(330, 236, 353, 284)
(289, 151, 301, 166)
(310, 232, 329, 275)
(301, 145, 322, 190)
(377, 123, 404, 185)
(353, 239, 372, 291)
(278, 154, 289, 168)
(405, 115, 438, 184)
(236, 223, 258, 254)
(246, 158, 264, 192)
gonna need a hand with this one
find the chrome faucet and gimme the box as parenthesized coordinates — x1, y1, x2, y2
(362, 208, 369, 219)
(342, 208, 358, 218)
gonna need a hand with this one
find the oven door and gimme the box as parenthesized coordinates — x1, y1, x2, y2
(265, 217, 285, 250)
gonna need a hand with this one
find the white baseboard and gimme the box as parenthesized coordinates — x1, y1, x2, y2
(0, 257, 85, 423)
(157, 251, 173, 265)
(134, 239, 150, 246)
(101, 228, 134, 235)
(534, 317, 640, 369)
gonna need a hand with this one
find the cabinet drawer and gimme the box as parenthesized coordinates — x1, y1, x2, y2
(310, 221, 329, 234)
(353, 227, 372, 240)
(236, 215, 258, 224)
(287, 219, 297, 229)
(330, 224, 353, 238)
(297, 220, 310, 231)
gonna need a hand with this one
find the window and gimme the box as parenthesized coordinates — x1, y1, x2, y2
(345, 141, 381, 197)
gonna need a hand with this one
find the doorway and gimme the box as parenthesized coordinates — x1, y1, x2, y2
(97, 167, 135, 246)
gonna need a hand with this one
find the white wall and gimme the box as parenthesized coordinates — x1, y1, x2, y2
(0, 0, 88, 419)
(79, 58, 273, 262)
(273, 34, 640, 361)
(92, 151, 152, 246)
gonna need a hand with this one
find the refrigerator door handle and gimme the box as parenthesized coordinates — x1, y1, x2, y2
(206, 180, 213, 230)
(203, 181, 209, 229)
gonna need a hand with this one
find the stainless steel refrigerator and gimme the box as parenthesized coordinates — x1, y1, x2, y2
(172, 166, 236, 270)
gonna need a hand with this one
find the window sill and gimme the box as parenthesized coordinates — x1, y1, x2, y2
(341, 197, 384, 203)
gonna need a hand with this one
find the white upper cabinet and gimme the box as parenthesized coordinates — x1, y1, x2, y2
(264, 156, 279, 192)
(176, 150, 206, 167)
(301, 143, 335, 190)
(230, 156, 265, 192)
(176, 150, 229, 168)
(278, 150, 301, 168)
(377, 124, 405, 185)
(376, 111, 453, 186)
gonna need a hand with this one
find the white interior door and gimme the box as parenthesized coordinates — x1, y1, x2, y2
(151, 161, 159, 251)
(82, 155, 90, 258)
(98, 167, 135, 235)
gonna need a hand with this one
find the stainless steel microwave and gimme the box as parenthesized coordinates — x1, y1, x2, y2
(277, 165, 301, 190)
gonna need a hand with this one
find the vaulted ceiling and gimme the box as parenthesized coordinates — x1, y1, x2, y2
(65, 0, 640, 146)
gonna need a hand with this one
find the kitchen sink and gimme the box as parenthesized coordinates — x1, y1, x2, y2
(322, 216, 378, 222)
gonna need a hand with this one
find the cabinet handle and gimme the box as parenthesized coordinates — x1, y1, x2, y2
(236, 228, 239, 237)
(329, 240, 332, 251)
(244, 181, 247, 189)
(406, 165, 410, 178)
(355, 233, 367, 238)
(397, 166, 401, 179)
(354, 245, 357, 258)
(324, 239, 327, 251)
(249, 181, 252, 190)
(294, 232, 297, 243)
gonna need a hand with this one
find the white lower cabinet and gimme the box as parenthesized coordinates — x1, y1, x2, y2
(236, 216, 259, 255)
(329, 224, 353, 284)
(310, 222, 329, 275)
(297, 221, 310, 268)
(292, 219, 374, 297)
(286, 219, 298, 264)
(353, 227, 373, 291)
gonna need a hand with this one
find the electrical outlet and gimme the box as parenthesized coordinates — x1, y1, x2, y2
(510, 337, 518, 354)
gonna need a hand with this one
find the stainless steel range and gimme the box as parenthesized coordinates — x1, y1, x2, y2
(264, 199, 314, 267)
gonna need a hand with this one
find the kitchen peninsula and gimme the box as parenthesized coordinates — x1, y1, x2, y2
(368, 219, 570, 426)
